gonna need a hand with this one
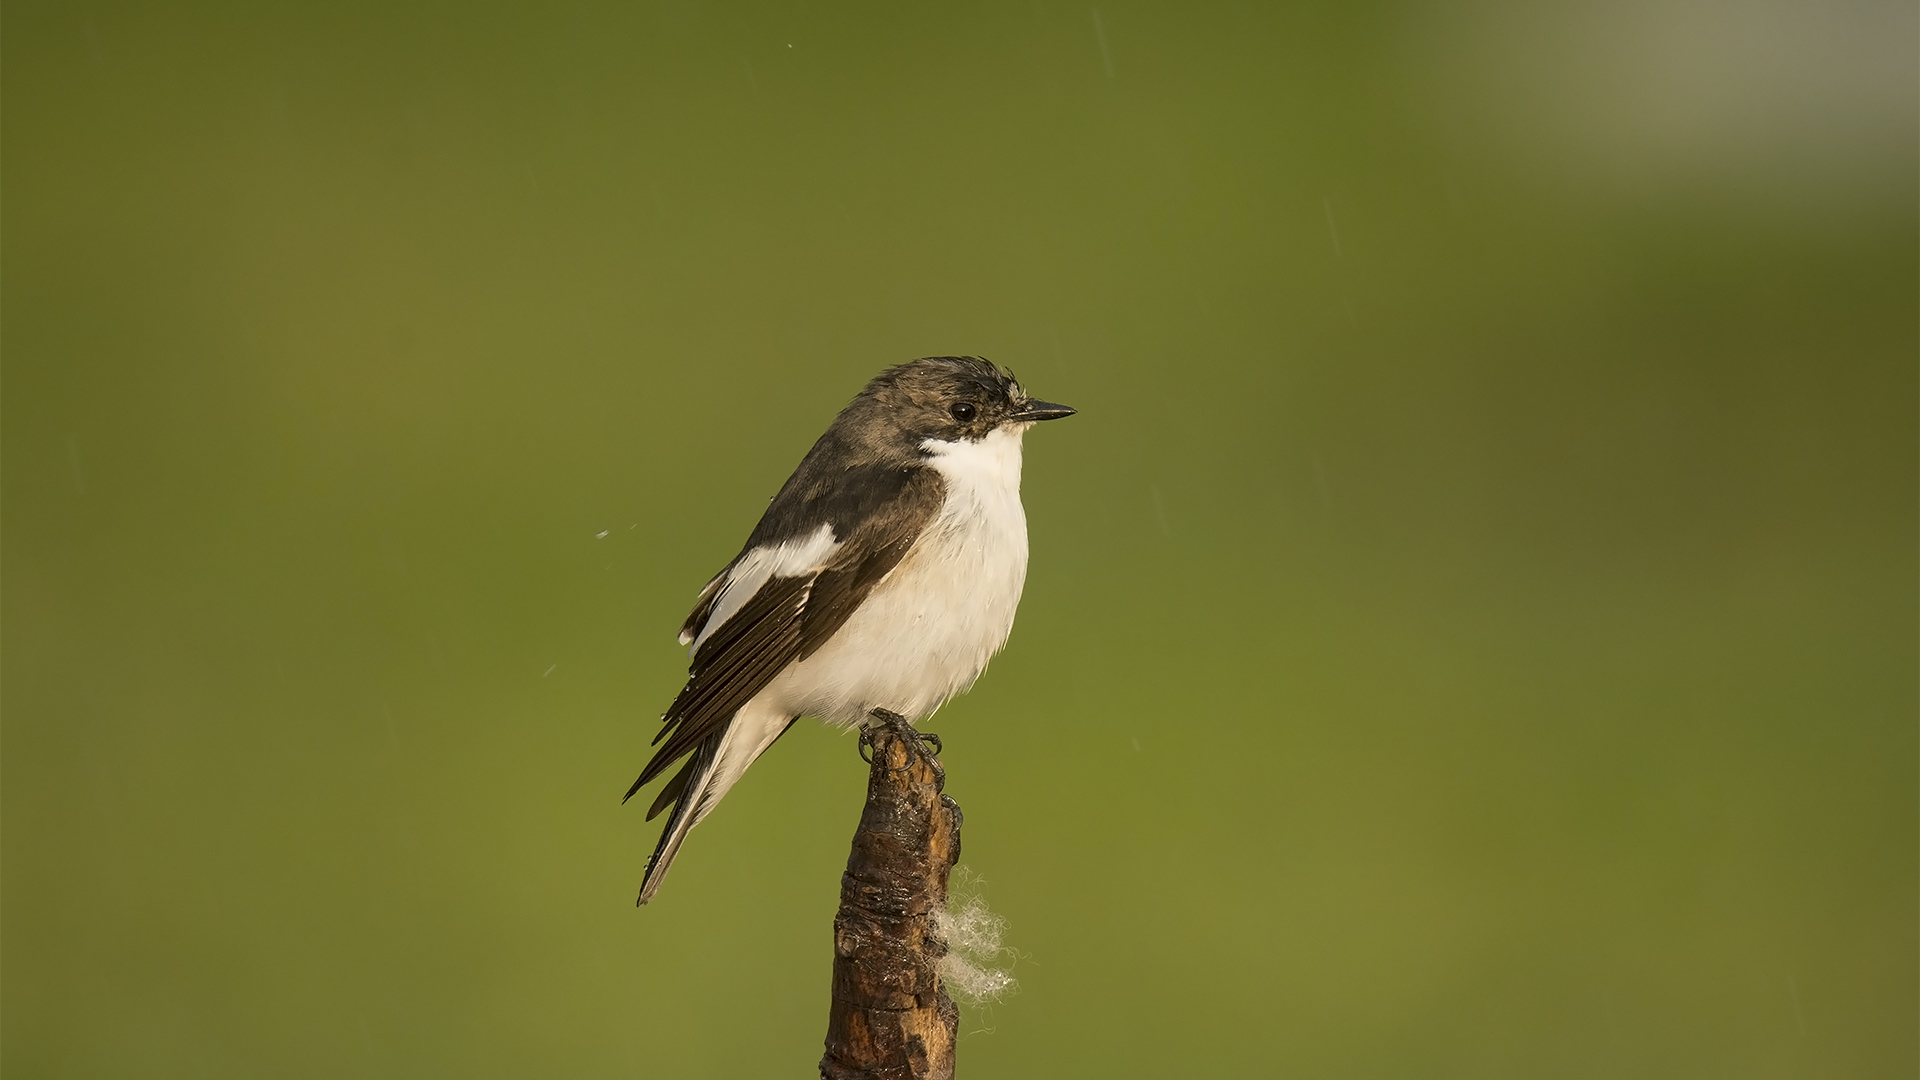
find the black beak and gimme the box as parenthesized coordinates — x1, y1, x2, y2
(1010, 400, 1076, 422)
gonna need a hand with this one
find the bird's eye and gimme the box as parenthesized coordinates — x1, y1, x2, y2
(949, 402, 977, 422)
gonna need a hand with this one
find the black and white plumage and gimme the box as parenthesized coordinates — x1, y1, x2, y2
(624, 356, 1074, 905)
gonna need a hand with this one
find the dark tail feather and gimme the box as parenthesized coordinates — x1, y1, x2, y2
(635, 730, 723, 906)
(646, 755, 698, 821)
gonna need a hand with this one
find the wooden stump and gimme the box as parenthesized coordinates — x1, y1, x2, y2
(820, 717, 962, 1080)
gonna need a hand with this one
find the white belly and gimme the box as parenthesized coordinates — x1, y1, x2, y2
(763, 425, 1031, 725)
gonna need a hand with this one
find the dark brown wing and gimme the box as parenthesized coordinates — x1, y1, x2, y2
(791, 464, 944, 663)
(796, 531, 918, 660)
(623, 468, 945, 803)
(627, 573, 812, 797)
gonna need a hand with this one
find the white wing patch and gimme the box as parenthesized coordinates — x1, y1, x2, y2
(689, 522, 839, 656)
(676, 572, 729, 647)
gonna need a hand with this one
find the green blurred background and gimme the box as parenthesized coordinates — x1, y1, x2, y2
(5, 1, 1914, 1076)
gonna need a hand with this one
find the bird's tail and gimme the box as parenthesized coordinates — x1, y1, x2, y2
(636, 730, 721, 905)
(634, 705, 798, 905)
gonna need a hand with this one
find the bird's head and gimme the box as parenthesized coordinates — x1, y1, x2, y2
(854, 356, 1075, 455)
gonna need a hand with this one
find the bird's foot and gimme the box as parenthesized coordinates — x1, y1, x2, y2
(859, 709, 943, 775)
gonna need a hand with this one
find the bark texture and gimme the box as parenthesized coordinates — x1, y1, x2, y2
(820, 719, 962, 1080)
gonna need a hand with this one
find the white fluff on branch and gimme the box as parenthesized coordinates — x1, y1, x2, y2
(935, 868, 1019, 1003)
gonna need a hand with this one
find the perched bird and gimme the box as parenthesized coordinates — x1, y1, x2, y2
(624, 356, 1074, 905)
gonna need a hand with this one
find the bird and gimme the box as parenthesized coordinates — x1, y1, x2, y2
(624, 356, 1075, 905)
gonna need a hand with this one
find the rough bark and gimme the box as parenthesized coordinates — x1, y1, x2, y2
(820, 717, 962, 1080)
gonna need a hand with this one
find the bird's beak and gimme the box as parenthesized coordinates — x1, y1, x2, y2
(1010, 400, 1076, 422)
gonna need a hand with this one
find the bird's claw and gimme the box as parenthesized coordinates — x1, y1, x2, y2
(858, 709, 942, 773)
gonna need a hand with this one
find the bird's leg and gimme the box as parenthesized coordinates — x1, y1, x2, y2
(858, 708, 942, 773)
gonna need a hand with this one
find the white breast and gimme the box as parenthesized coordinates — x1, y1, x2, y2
(765, 424, 1032, 725)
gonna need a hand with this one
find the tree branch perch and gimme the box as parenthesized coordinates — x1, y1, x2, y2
(820, 714, 963, 1080)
